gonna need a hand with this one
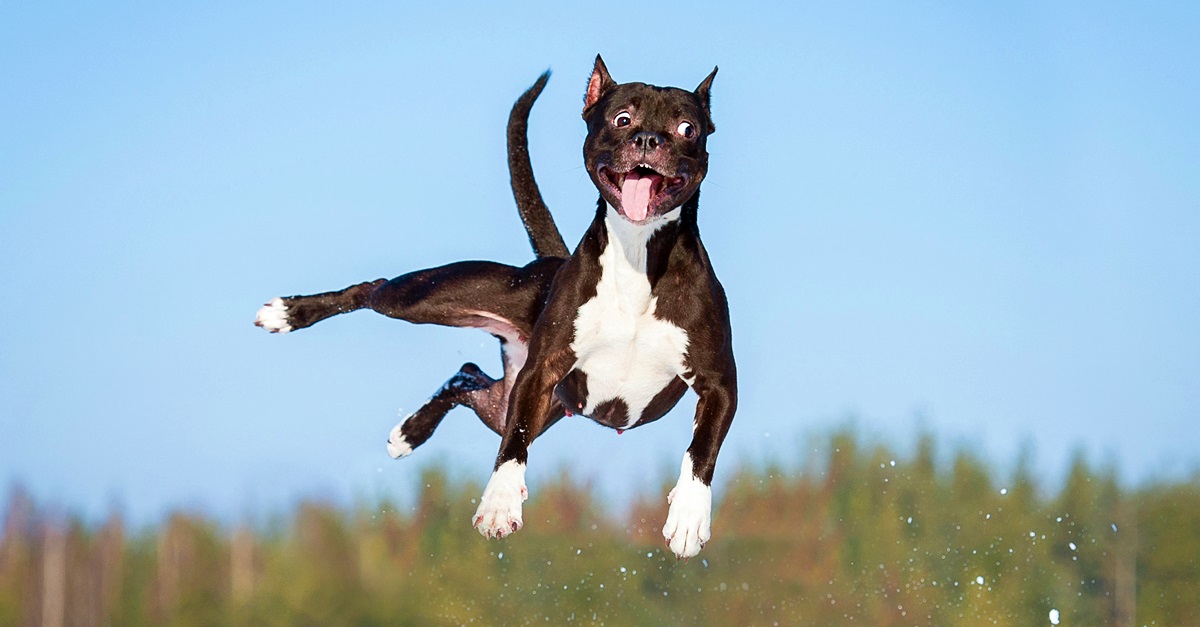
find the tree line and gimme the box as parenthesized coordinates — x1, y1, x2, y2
(2, 431, 1197, 626)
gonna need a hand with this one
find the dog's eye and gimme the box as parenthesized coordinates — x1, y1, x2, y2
(677, 121, 695, 138)
(614, 112, 632, 127)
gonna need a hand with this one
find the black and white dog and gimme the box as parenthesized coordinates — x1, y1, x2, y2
(255, 56, 736, 558)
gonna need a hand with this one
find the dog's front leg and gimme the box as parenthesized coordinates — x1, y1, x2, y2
(471, 353, 567, 539)
(472, 456, 527, 539)
(663, 367, 738, 559)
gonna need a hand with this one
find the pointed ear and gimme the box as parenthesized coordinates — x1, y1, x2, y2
(583, 54, 617, 116)
(695, 66, 718, 133)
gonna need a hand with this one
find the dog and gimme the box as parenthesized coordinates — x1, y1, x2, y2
(255, 56, 736, 559)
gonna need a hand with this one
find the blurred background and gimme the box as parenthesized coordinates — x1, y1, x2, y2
(1, 1, 1197, 624)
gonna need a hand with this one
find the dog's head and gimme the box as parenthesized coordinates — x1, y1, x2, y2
(582, 55, 717, 223)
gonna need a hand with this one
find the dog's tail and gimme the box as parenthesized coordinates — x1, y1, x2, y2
(508, 71, 570, 259)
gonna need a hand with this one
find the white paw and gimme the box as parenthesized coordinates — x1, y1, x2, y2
(472, 460, 527, 539)
(255, 297, 292, 333)
(662, 454, 712, 559)
(386, 422, 413, 459)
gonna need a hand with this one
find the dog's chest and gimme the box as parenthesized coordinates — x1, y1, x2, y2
(569, 213, 689, 427)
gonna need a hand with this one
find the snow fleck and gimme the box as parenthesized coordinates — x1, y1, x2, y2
(1068, 542, 1077, 551)
(620, 567, 627, 573)
(1000, 488, 1008, 495)
(1111, 523, 1118, 533)
(1029, 531, 1036, 538)
(907, 516, 913, 524)
(890, 460, 896, 467)
(975, 576, 984, 585)
(498, 552, 504, 560)
(1049, 608, 1060, 624)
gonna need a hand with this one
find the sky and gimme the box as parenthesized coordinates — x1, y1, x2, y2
(2, 1, 1197, 525)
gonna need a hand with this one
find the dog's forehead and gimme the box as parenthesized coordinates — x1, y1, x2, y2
(603, 82, 705, 119)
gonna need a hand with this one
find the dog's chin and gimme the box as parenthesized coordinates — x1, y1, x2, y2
(597, 165, 690, 223)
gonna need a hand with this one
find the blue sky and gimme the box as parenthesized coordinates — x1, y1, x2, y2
(2, 2, 1197, 524)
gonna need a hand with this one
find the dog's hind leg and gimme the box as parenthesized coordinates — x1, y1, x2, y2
(255, 279, 387, 334)
(386, 299, 551, 457)
(257, 258, 563, 453)
(387, 325, 546, 458)
(386, 362, 502, 458)
(255, 258, 561, 335)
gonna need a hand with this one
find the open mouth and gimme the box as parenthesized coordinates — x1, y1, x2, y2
(600, 164, 688, 222)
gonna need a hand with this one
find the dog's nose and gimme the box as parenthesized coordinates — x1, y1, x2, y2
(632, 131, 663, 151)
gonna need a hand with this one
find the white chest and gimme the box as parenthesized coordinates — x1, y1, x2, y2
(569, 209, 689, 427)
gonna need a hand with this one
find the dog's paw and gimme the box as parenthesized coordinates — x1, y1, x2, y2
(386, 422, 413, 459)
(472, 460, 527, 539)
(254, 297, 292, 333)
(662, 466, 712, 559)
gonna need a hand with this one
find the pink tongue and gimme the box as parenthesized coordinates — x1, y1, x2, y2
(621, 173, 654, 221)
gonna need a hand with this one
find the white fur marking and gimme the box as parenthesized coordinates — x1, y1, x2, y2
(662, 452, 712, 559)
(570, 206, 689, 427)
(472, 460, 528, 539)
(255, 297, 292, 333)
(502, 339, 529, 378)
(386, 421, 413, 459)
(464, 309, 529, 377)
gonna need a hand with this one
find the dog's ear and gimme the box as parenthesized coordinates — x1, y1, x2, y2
(694, 66, 718, 134)
(583, 54, 617, 117)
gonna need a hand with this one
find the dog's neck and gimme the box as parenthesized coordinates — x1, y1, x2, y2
(590, 203, 680, 312)
(602, 203, 680, 271)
